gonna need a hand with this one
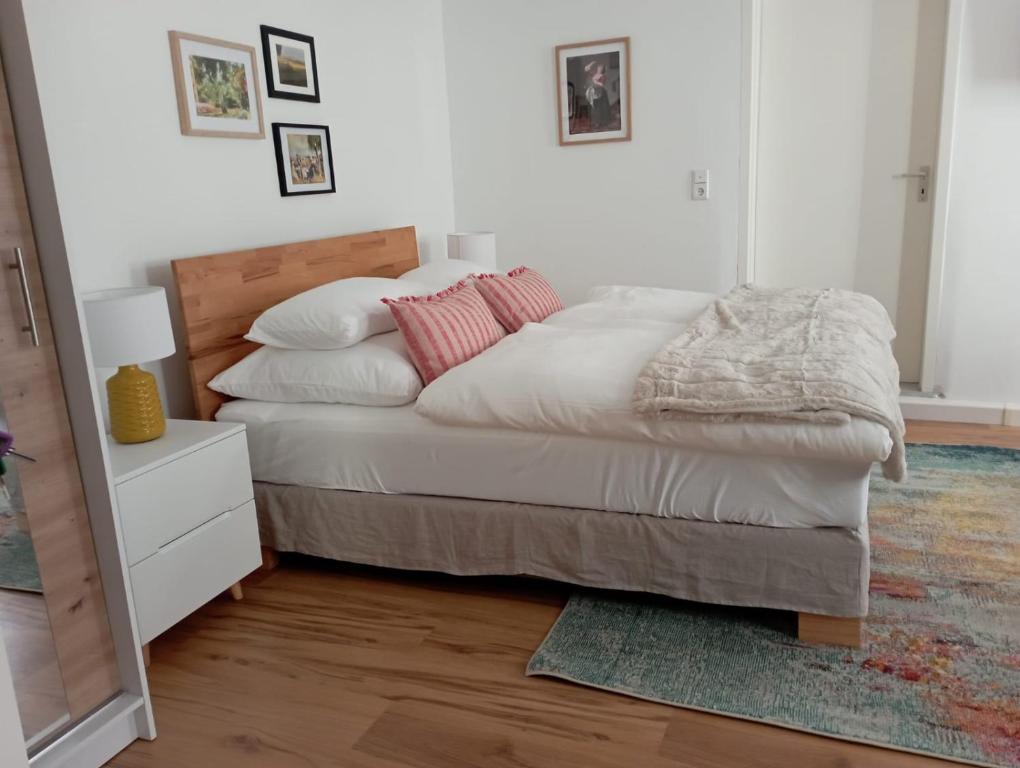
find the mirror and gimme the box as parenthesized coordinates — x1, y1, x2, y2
(0, 397, 71, 748)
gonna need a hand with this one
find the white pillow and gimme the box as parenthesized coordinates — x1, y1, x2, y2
(246, 276, 431, 350)
(209, 331, 422, 406)
(398, 260, 482, 289)
(568, 285, 718, 324)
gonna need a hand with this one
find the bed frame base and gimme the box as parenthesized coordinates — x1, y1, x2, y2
(258, 542, 864, 648)
(797, 612, 863, 648)
(253, 482, 870, 642)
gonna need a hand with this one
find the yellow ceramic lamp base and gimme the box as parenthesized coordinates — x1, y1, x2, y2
(107, 364, 166, 444)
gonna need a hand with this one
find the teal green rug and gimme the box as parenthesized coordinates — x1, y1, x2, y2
(528, 444, 1020, 767)
(0, 465, 43, 593)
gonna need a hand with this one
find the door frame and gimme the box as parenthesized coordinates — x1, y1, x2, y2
(737, 0, 761, 286)
(737, 0, 965, 395)
(919, 0, 965, 394)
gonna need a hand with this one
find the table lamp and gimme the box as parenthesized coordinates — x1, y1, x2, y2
(447, 231, 497, 269)
(82, 287, 176, 444)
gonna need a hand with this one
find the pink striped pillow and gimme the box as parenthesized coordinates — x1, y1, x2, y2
(473, 266, 563, 332)
(382, 280, 506, 384)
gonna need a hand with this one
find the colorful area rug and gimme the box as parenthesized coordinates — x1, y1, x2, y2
(0, 469, 43, 593)
(528, 444, 1020, 767)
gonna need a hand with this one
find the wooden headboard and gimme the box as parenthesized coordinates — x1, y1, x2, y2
(172, 226, 420, 420)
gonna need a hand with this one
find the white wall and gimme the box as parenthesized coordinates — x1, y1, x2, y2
(21, 0, 455, 418)
(754, 1, 873, 291)
(441, 0, 743, 305)
(935, 0, 1020, 403)
(21, 0, 1017, 411)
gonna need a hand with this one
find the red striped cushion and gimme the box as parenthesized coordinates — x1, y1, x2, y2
(382, 280, 506, 384)
(473, 266, 564, 332)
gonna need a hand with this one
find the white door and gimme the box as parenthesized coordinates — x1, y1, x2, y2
(0, 633, 30, 768)
(752, 0, 947, 384)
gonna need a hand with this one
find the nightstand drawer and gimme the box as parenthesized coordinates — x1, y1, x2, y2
(118, 431, 253, 566)
(130, 500, 260, 644)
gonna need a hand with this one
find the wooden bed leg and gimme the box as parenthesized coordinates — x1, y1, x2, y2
(261, 546, 280, 572)
(228, 582, 244, 601)
(797, 613, 863, 648)
(142, 643, 150, 669)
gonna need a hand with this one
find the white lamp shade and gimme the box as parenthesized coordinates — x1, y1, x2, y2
(82, 287, 176, 367)
(447, 231, 497, 270)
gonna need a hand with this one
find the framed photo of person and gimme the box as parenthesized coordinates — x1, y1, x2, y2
(260, 25, 320, 102)
(168, 31, 265, 139)
(272, 123, 336, 196)
(555, 37, 631, 146)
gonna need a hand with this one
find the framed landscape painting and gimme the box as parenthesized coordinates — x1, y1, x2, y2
(169, 31, 264, 139)
(555, 37, 631, 146)
(272, 123, 335, 196)
(260, 25, 320, 102)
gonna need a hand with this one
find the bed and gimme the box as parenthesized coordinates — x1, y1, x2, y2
(172, 226, 879, 647)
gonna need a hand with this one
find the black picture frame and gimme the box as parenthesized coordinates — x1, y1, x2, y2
(260, 25, 320, 102)
(272, 122, 336, 197)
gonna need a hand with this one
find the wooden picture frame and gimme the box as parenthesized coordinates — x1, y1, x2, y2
(555, 37, 631, 146)
(168, 31, 265, 139)
(272, 122, 336, 197)
(260, 25, 320, 102)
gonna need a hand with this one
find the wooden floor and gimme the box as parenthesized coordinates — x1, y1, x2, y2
(106, 421, 1017, 768)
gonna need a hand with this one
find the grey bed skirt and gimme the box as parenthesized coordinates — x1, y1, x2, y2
(254, 482, 870, 618)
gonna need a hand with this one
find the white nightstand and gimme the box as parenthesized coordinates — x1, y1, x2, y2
(107, 419, 261, 649)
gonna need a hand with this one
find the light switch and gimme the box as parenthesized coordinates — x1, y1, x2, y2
(692, 170, 709, 201)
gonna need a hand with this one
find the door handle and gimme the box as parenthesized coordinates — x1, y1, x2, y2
(8, 247, 40, 347)
(892, 165, 930, 202)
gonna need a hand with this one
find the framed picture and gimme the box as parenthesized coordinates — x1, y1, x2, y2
(272, 123, 335, 196)
(260, 25, 320, 102)
(555, 37, 631, 146)
(168, 31, 264, 139)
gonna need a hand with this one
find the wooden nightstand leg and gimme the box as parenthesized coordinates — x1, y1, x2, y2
(142, 644, 150, 669)
(261, 546, 280, 572)
(229, 582, 244, 601)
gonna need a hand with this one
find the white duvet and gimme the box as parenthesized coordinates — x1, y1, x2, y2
(414, 286, 894, 464)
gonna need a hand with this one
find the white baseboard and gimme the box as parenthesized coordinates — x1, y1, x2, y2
(1004, 404, 1020, 427)
(31, 694, 146, 768)
(900, 395, 1006, 425)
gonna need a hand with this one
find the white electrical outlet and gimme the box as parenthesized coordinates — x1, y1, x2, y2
(692, 170, 709, 201)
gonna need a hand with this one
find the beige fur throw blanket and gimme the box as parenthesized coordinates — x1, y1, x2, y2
(633, 285, 906, 481)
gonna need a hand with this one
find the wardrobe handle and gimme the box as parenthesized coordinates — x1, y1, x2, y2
(8, 247, 40, 347)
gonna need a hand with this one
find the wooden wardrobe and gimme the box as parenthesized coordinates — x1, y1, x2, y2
(0, 53, 120, 728)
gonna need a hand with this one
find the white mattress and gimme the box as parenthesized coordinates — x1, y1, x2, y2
(217, 399, 871, 529)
